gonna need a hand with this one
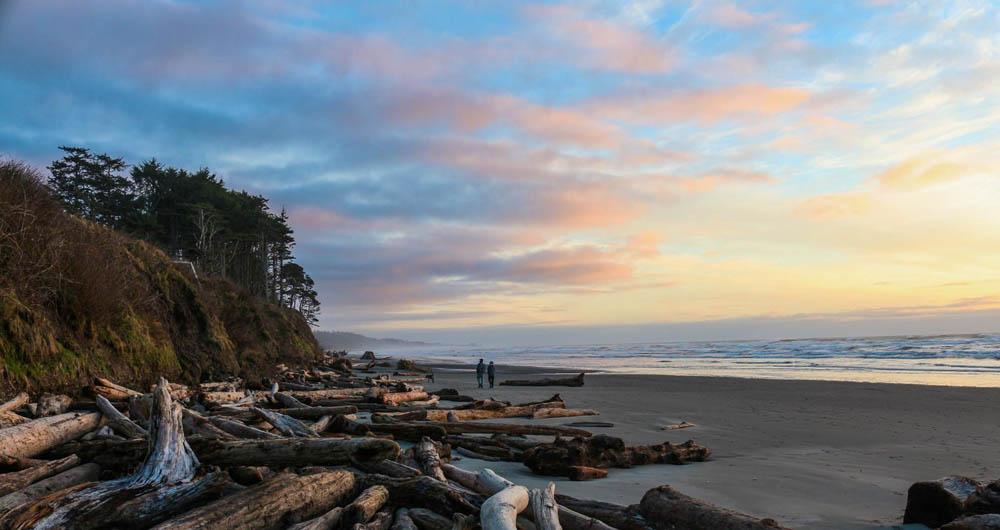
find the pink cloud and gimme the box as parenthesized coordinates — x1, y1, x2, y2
(499, 246, 634, 285)
(523, 5, 674, 74)
(590, 84, 811, 125)
(679, 168, 776, 192)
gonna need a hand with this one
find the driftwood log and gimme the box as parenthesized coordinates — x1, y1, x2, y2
(523, 435, 709, 478)
(481, 485, 529, 530)
(942, 514, 1000, 530)
(530, 483, 562, 530)
(0, 455, 81, 497)
(0, 463, 102, 515)
(638, 485, 790, 530)
(500, 373, 585, 387)
(0, 412, 102, 459)
(150, 470, 355, 529)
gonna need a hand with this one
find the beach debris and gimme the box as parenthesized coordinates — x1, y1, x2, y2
(522, 434, 710, 478)
(0, 351, 779, 530)
(904, 476, 1000, 528)
(942, 513, 1000, 530)
(500, 372, 586, 387)
(905, 476, 982, 528)
(662, 421, 695, 430)
(638, 485, 791, 530)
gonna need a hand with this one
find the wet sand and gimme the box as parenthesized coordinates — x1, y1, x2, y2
(427, 363, 1000, 529)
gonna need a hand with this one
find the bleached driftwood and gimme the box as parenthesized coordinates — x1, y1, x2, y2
(207, 416, 280, 440)
(0, 411, 102, 459)
(251, 407, 318, 438)
(500, 373, 585, 387)
(532, 408, 598, 420)
(96, 394, 147, 439)
(149, 470, 355, 529)
(0, 455, 81, 497)
(414, 437, 447, 482)
(0, 463, 102, 514)
(530, 483, 562, 530)
(481, 485, 529, 530)
(638, 485, 790, 530)
(0, 393, 28, 414)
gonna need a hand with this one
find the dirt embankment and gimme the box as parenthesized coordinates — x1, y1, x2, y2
(0, 160, 321, 396)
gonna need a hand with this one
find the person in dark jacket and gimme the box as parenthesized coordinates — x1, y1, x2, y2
(476, 358, 485, 388)
(487, 361, 496, 388)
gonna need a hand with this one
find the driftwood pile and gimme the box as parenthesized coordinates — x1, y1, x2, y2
(0, 352, 789, 529)
(904, 476, 1000, 529)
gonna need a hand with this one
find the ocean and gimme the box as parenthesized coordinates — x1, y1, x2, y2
(381, 333, 1000, 387)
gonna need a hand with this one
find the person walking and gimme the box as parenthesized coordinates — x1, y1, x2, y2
(487, 361, 496, 388)
(476, 358, 486, 388)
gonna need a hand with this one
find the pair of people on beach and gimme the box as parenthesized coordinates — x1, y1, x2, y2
(476, 359, 495, 388)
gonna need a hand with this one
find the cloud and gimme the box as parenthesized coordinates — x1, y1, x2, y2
(875, 155, 975, 189)
(589, 85, 811, 125)
(522, 4, 674, 74)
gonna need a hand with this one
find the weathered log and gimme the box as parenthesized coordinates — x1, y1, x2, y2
(0, 463, 101, 514)
(0, 455, 81, 497)
(532, 409, 598, 420)
(500, 373, 585, 387)
(93, 385, 139, 401)
(942, 514, 1000, 530)
(523, 435, 709, 477)
(343, 485, 390, 527)
(0, 394, 28, 414)
(454, 447, 503, 462)
(553, 496, 651, 530)
(95, 377, 143, 397)
(0, 412, 102, 459)
(150, 470, 356, 530)
(354, 459, 421, 479)
(638, 485, 789, 530)
(415, 437, 447, 482)
(441, 465, 615, 530)
(354, 507, 393, 530)
(288, 507, 342, 530)
(425, 400, 566, 422)
(481, 485, 529, 530)
(530, 483, 562, 530)
(433, 421, 591, 438)
(408, 507, 452, 530)
(274, 392, 309, 409)
(904, 476, 981, 528)
(180, 409, 237, 441)
(252, 407, 318, 438)
(96, 394, 147, 439)
(367, 422, 447, 442)
(407, 396, 440, 408)
(563, 422, 613, 428)
(381, 391, 430, 406)
(50, 436, 401, 470)
(359, 474, 482, 516)
(201, 388, 367, 406)
(568, 467, 607, 481)
(228, 466, 274, 486)
(392, 508, 419, 530)
(99, 471, 231, 529)
(327, 414, 372, 436)
(0, 414, 28, 429)
(207, 416, 281, 440)
(447, 437, 519, 461)
(311, 415, 334, 434)
(36, 394, 73, 417)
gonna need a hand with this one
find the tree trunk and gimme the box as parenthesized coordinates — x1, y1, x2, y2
(425, 400, 566, 422)
(0, 412, 102, 459)
(434, 421, 591, 438)
(499, 373, 585, 387)
(354, 508, 393, 530)
(904, 476, 981, 528)
(638, 485, 790, 530)
(150, 470, 355, 530)
(0, 455, 81, 497)
(273, 392, 309, 409)
(367, 423, 447, 442)
(381, 391, 430, 406)
(530, 483, 562, 530)
(481, 486, 529, 530)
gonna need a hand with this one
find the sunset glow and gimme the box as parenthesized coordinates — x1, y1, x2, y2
(2, 1, 998, 344)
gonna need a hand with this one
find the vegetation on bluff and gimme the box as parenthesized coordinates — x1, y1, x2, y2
(0, 160, 321, 394)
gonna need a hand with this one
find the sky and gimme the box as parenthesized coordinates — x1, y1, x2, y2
(1, 0, 999, 346)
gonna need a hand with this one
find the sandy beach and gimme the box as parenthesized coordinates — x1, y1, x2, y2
(427, 363, 1000, 529)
